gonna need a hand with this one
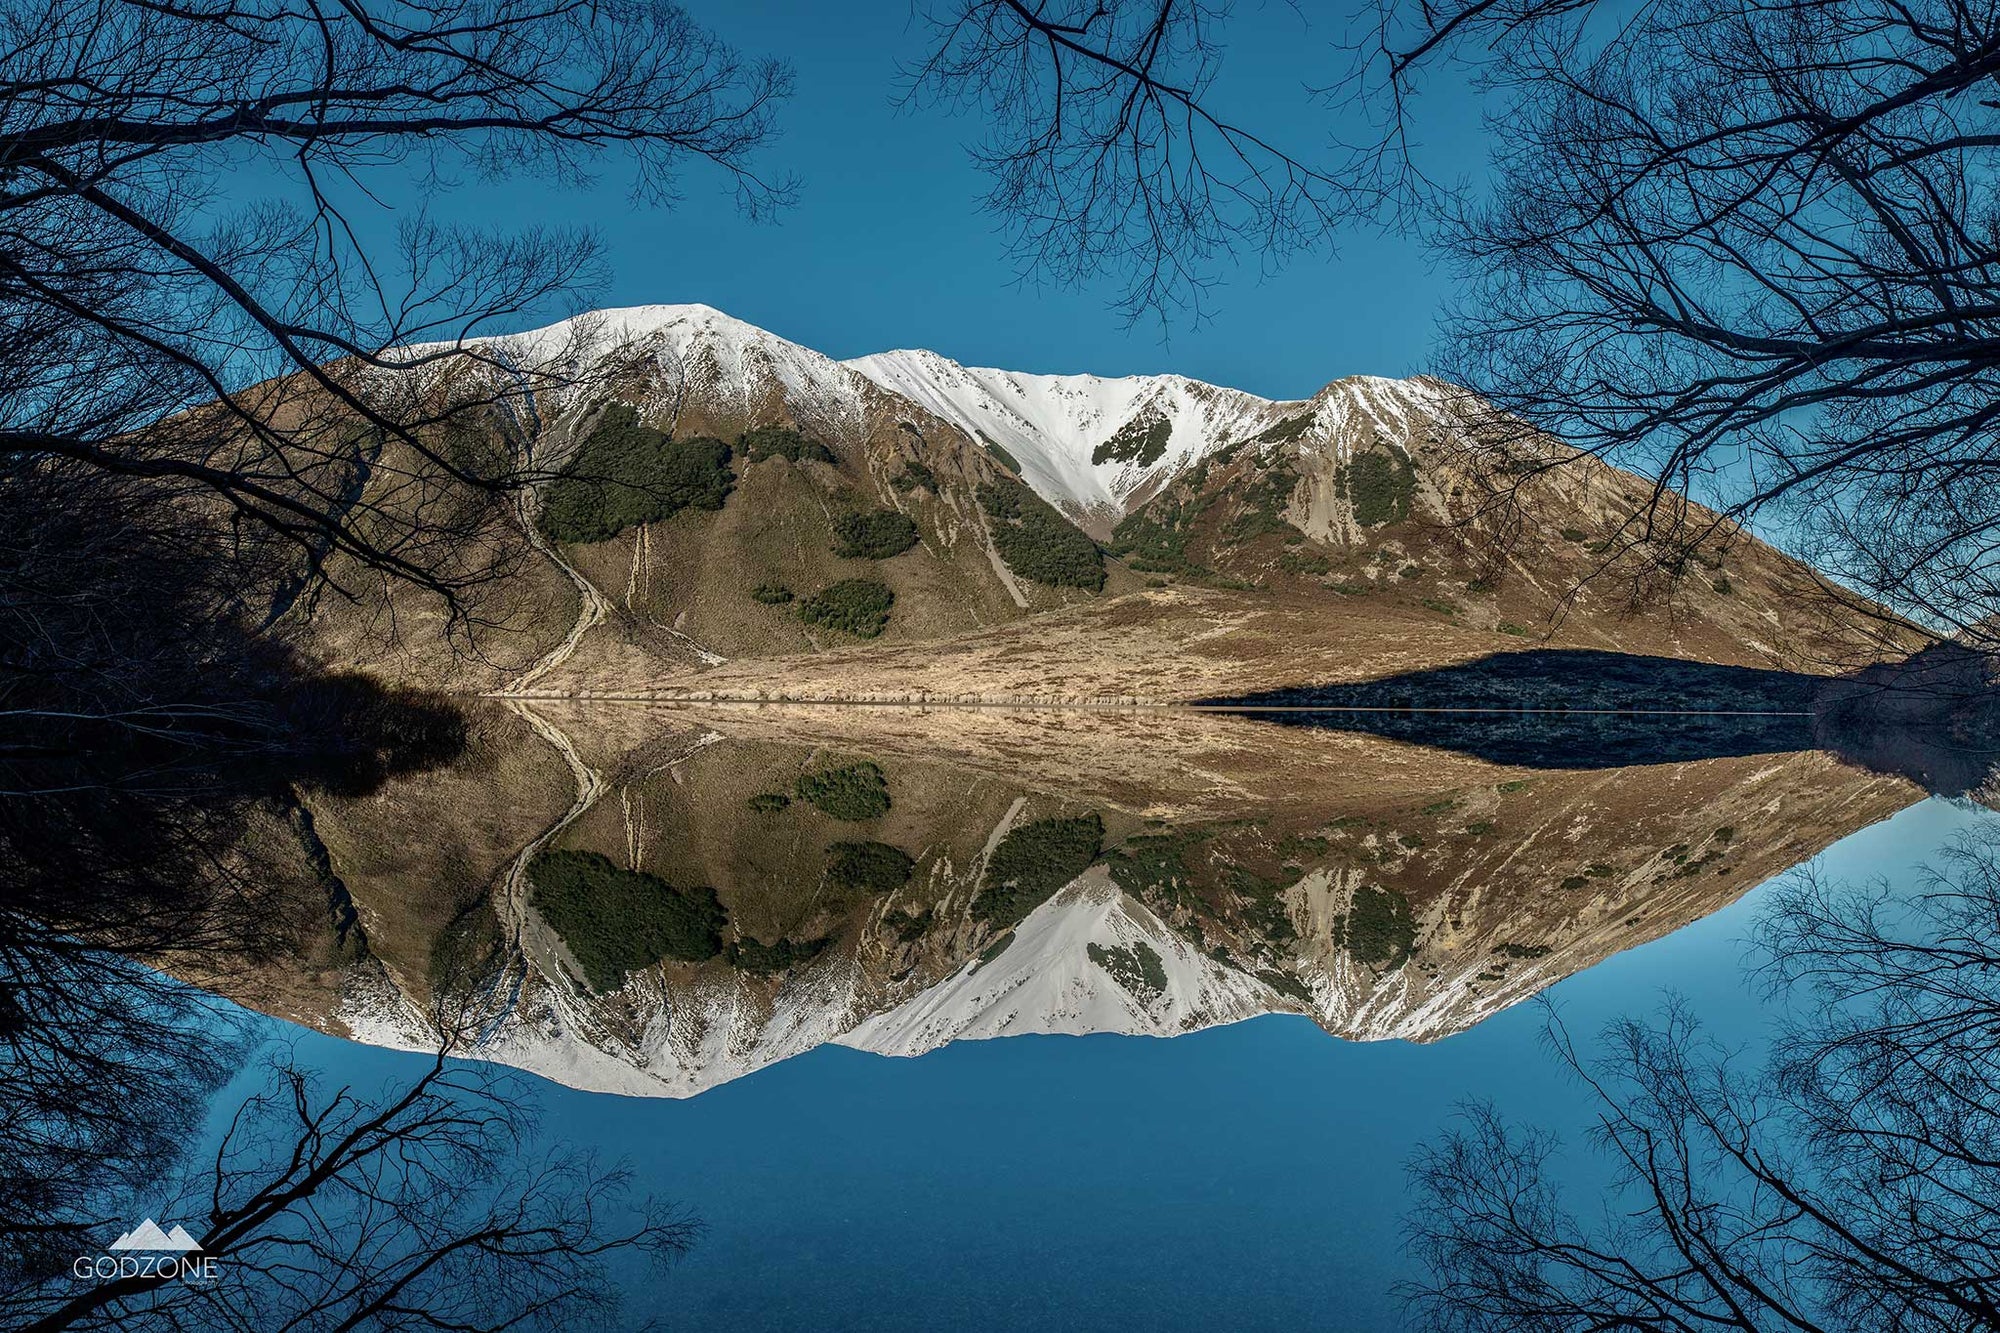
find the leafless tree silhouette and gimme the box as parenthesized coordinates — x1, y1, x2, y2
(1, 0, 790, 625)
(4, 1026, 696, 1332)
(0, 0, 788, 1321)
(915, 0, 2000, 638)
(1406, 822, 2000, 1331)
(909, 0, 1352, 325)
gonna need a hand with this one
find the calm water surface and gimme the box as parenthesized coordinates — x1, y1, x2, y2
(202, 797, 1986, 1330)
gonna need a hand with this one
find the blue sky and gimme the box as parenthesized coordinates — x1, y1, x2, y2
(331, 1, 1489, 399)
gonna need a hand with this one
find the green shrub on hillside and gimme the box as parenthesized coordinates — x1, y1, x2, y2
(751, 582, 794, 605)
(982, 440, 1021, 473)
(973, 929, 1017, 970)
(1220, 460, 1300, 544)
(1259, 967, 1316, 1005)
(891, 460, 938, 493)
(884, 906, 935, 942)
(727, 934, 831, 974)
(831, 509, 921, 560)
(538, 404, 732, 544)
(740, 424, 836, 465)
(746, 792, 791, 813)
(1253, 412, 1315, 444)
(1109, 505, 1204, 575)
(526, 850, 725, 991)
(977, 480, 1106, 590)
(795, 761, 891, 820)
(826, 840, 915, 893)
(1092, 414, 1172, 467)
(1104, 831, 1204, 912)
(979, 480, 1023, 522)
(972, 813, 1104, 926)
(1342, 884, 1416, 970)
(1088, 940, 1169, 1001)
(796, 578, 894, 637)
(1345, 450, 1416, 527)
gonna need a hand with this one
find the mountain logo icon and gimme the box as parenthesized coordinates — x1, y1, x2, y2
(107, 1220, 201, 1252)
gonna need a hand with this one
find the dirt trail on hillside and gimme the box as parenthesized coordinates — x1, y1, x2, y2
(502, 493, 611, 695)
(496, 702, 606, 985)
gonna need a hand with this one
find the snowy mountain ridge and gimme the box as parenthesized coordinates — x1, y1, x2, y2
(845, 346, 1296, 532)
(435, 302, 1447, 532)
(840, 868, 1292, 1057)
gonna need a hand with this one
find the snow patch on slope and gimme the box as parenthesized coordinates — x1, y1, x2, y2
(472, 951, 869, 1099)
(409, 303, 874, 441)
(401, 302, 1457, 532)
(847, 348, 1291, 528)
(840, 867, 1291, 1055)
(1306, 374, 1453, 464)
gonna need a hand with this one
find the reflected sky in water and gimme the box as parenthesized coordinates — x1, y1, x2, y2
(196, 798, 1988, 1331)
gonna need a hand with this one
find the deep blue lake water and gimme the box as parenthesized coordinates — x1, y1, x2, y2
(199, 797, 1986, 1330)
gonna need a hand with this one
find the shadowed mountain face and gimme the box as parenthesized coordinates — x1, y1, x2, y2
(190, 695, 1946, 1099)
(1204, 644, 2000, 790)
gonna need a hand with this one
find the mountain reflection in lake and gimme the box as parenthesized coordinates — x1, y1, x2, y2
(10, 684, 1997, 1330)
(221, 797, 2000, 1331)
(292, 697, 1953, 1096)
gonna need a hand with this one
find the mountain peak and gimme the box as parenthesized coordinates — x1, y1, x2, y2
(435, 302, 1449, 526)
(846, 345, 1302, 525)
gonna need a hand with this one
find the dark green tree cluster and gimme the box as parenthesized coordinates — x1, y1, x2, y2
(972, 813, 1104, 926)
(1252, 413, 1314, 444)
(796, 578, 894, 637)
(982, 440, 1022, 473)
(746, 791, 791, 812)
(977, 479, 1106, 590)
(826, 840, 916, 893)
(726, 934, 831, 974)
(1221, 458, 1302, 544)
(1087, 940, 1169, 1000)
(538, 404, 732, 544)
(831, 509, 921, 559)
(1104, 831, 1204, 912)
(1091, 414, 1172, 466)
(794, 760, 891, 820)
(1340, 884, 1416, 969)
(739, 424, 836, 464)
(1344, 450, 1416, 528)
(1109, 504, 1202, 575)
(891, 460, 938, 493)
(750, 582, 794, 604)
(526, 849, 725, 990)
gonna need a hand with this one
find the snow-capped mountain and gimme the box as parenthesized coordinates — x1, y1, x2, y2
(849, 348, 1458, 536)
(435, 303, 1455, 534)
(847, 347, 1296, 533)
(841, 868, 1288, 1056)
(453, 303, 877, 443)
(263, 300, 1943, 1104)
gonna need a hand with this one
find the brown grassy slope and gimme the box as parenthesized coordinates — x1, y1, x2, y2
(300, 703, 574, 1003)
(186, 689, 1918, 1056)
(538, 577, 1894, 706)
(258, 343, 1920, 710)
(524, 702, 1921, 1040)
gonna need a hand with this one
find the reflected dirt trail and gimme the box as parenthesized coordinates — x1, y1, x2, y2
(503, 492, 610, 696)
